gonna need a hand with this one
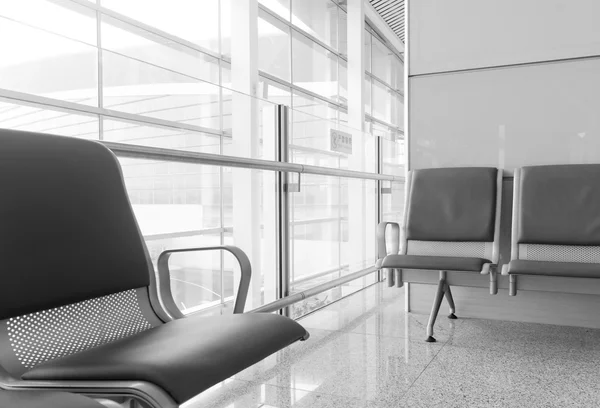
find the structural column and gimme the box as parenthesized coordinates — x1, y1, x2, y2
(346, 0, 368, 277)
(230, 0, 263, 310)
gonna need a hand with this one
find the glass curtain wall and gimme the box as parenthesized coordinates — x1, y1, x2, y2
(0, 0, 404, 319)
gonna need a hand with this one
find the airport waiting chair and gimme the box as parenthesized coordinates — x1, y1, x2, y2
(0, 390, 106, 408)
(504, 164, 600, 295)
(0, 129, 309, 408)
(378, 167, 502, 342)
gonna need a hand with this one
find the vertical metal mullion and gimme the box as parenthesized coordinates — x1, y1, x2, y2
(96, 8, 104, 140)
(376, 135, 383, 282)
(275, 105, 291, 317)
(218, 0, 225, 307)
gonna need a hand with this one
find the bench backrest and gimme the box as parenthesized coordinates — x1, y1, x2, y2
(403, 167, 501, 262)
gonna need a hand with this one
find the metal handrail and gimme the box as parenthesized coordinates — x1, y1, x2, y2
(250, 265, 378, 314)
(104, 141, 404, 182)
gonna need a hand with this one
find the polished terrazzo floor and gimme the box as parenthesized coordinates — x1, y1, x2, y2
(185, 283, 600, 408)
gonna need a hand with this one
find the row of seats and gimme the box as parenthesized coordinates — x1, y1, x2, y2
(0, 130, 309, 408)
(377, 165, 600, 342)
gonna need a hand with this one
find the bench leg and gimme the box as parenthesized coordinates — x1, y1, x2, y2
(426, 271, 447, 343)
(386, 268, 394, 287)
(509, 275, 517, 296)
(445, 284, 457, 319)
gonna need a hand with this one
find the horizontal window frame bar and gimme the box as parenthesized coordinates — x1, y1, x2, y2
(365, 113, 405, 135)
(366, 71, 404, 96)
(258, 3, 348, 62)
(0, 89, 224, 137)
(258, 72, 348, 112)
(66, 0, 222, 60)
(105, 141, 404, 182)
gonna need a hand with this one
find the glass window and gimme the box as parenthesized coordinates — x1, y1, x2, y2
(339, 59, 347, 103)
(258, 77, 292, 107)
(364, 29, 371, 72)
(103, 119, 220, 153)
(0, 0, 97, 46)
(372, 79, 391, 123)
(292, 31, 338, 101)
(258, 13, 291, 81)
(101, 0, 220, 54)
(364, 75, 371, 114)
(391, 92, 404, 129)
(338, 9, 348, 56)
(0, 100, 99, 139)
(292, 0, 338, 50)
(0, 19, 98, 106)
(102, 15, 220, 85)
(102, 51, 221, 131)
(392, 55, 404, 92)
(259, 0, 290, 21)
(371, 36, 392, 85)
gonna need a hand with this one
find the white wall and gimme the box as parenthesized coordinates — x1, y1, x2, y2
(409, 0, 600, 172)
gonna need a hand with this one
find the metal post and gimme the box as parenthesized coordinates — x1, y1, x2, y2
(376, 136, 383, 282)
(490, 267, 498, 295)
(509, 274, 517, 296)
(276, 105, 291, 317)
(425, 271, 447, 343)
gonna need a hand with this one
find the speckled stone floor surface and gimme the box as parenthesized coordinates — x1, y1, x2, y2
(184, 284, 600, 408)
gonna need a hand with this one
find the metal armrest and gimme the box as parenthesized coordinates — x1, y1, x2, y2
(376, 222, 400, 261)
(377, 222, 402, 287)
(157, 246, 252, 317)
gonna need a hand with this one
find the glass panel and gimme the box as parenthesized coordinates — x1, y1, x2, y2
(390, 91, 404, 129)
(258, 12, 291, 81)
(338, 8, 348, 56)
(101, 0, 220, 54)
(101, 15, 220, 84)
(339, 59, 347, 103)
(377, 124, 405, 176)
(102, 51, 221, 130)
(292, 31, 338, 101)
(291, 101, 376, 173)
(364, 29, 371, 72)
(258, 77, 292, 106)
(292, 0, 338, 50)
(103, 119, 221, 153)
(222, 89, 278, 161)
(220, 0, 232, 58)
(119, 158, 221, 228)
(364, 75, 371, 114)
(0, 100, 99, 139)
(222, 168, 278, 311)
(0, 0, 97, 45)
(0, 19, 97, 105)
(371, 36, 392, 85)
(259, 0, 290, 21)
(372, 79, 392, 123)
(159, 235, 223, 313)
(392, 55, 404, 92)
(382, 181, 405, 224)
(290, 176, 377, 318)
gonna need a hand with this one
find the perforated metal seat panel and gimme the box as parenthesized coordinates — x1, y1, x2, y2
(519, 244, 600, 264)
(6, 289, 153, 369)
(407, 240, 493, 260)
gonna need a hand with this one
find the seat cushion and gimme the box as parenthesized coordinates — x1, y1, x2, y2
(508, 260, 600, 278)
(23, 313, 308, 403)
(382, 254, 489, 272)
(0, 390, 104, 408)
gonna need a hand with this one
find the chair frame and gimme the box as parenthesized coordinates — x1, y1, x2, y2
(0, 245, 254, 408)
(377, 168, 504, 342)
